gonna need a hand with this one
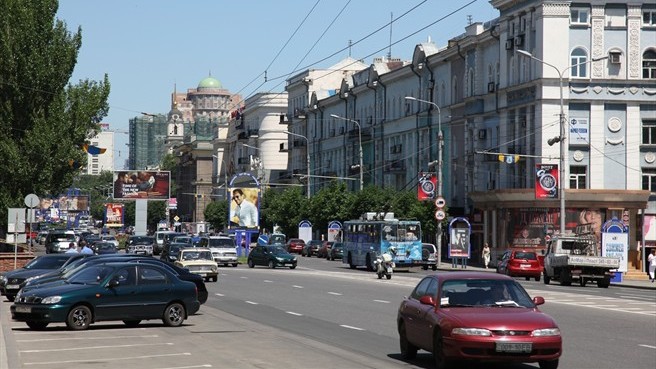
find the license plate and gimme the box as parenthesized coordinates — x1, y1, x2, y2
(15, 306, 31, 313)
(495, 342, 532, 353)
(6, 284, 19, 289)
(520, 264, 531, 268)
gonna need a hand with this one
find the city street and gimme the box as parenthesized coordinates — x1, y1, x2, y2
(2, 257, 655, 368)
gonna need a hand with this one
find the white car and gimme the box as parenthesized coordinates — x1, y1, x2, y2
(100, 235, 119, 248)
(200, 236, 238, 267)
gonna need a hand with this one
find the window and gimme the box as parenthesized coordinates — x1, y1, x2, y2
(571, 48, 588, 78)
(642, 120, 656, 144)
(642, 168, 656, 192)
(644, 9, 656, 26)
(570, 166, 587, 189)
(605, 6, 626, 28)
(570, 7, 589, 25)
(643, 50, 656, 79)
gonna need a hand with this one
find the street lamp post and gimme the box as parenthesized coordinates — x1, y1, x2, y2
(284, 131, 310, 199)
(329, 114, 364, 191)
(516, 49, 608, 234)
(212, 154, 228, 200)
(404, 96, 443, 261)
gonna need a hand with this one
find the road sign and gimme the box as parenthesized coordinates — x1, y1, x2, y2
(24, 194, 39, 208)
(435, 196, 446, 208)
(174, 215, 180, 222)
(435, 210, 446, 221)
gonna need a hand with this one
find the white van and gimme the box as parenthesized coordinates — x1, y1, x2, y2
(154, 230, 175, 255)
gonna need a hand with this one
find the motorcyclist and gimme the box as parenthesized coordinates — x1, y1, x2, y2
(376, 246, 396, 279)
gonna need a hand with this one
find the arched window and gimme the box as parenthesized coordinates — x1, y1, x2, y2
(571, 48, 588, 78)
(643, 49, 656, 79)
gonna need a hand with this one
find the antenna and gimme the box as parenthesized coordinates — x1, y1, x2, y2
(467, 15, 473, 25)
(387, 12, 393, 60)
(348, 40, 352, 57)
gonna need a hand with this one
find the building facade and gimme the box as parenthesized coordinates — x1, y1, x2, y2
(85, 123, 114, 175)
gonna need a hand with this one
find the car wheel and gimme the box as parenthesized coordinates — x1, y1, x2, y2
(248, 259, 255, 268)
(579, 277, 586, 287)
(66, 305, 92, 330)
(433, 330, 450, 369)
(290, 264, 296, 270)
(535, 275, 541, 282)
(539, 359, 559, 369)
(232, 263, 238, 267)
(212, 276, 218, 282)
(123, 320, 141, 328)
(525, 276, 530, 281)
(398, 322, 418, 360)
(162, 302, 185, 327)
(597, 278, 610, 288)
(432, 265, 437, 271)
(422, 265, 428, 270)
(268, 260, 275, 269)
(26, 321, 48, 330)
(348, 253, 356, 269)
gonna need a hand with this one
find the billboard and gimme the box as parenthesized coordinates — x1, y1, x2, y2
(535, 164, 558, 199)
(417, 172, 437, 201)
(229, 187, 260, 229)
(105, 203, 124, 228)
(113, 171, 170, 200)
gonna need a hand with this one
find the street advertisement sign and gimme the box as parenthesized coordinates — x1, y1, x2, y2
(113, 171, 171, 200)
(535, 164, 558, 199)
(105, 203, 124, 228)
(417, 172, 437, 201)
(228, 173, 260, 230)
(448, 217, 471, 258)
(298, 220, 312, 244)
(569, 118, 589, 144)
(602, 233, 628, 272)
(327, 220, 342, 242)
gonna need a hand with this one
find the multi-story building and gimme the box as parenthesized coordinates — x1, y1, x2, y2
(85, 123, 114, 175)
(289, 0, 655, 278)
(128, 114, 168, 170)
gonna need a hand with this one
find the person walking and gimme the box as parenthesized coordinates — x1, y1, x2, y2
(648, 248, 656, 283)
(482, 243, 491, 269)
(65, 242, 79, 254)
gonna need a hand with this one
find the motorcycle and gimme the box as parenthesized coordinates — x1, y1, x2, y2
(374, 252, 395, 280)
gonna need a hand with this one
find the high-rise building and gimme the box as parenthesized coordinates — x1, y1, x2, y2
(85, 123, 114, 175)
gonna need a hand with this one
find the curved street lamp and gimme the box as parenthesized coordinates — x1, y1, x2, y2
(329, 114, 364, 191)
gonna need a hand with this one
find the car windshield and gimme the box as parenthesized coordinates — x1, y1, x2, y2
(67, 265, 115, 284)
(98, 244, 116, 251)
(269, 246, 288, 255)
(439, 279, 535, 308)
(24, 256, 70, 269)
(209, 238, 234, 248)
(130, 236, 153, 244)
(181, 250, 212, 261)
(51, 233, 75, 242)
(103, 236, 116, 241)
(514, 252, 537, 260)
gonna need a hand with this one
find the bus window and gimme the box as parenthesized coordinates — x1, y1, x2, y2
(382, 224, 397, 241)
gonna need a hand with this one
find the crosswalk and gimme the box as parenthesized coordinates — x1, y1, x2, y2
(525, 288, 656, 316)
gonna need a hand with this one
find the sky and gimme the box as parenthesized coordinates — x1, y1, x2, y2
(56, 0, 500, 169)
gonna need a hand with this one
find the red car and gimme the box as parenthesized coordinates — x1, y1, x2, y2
(497, 250, 542, 281)
(285, 238, 306, 254)
(316, 241, 334, 258)
(397, 272, 561, 369)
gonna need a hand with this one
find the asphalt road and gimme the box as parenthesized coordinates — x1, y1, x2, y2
(2, 254, 655, 369)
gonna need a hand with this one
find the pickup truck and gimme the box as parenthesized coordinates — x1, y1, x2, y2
(543, 232, 619, 288)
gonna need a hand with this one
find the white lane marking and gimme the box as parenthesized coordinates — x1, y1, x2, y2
(340, 325, 365, 331)
(639, 344, 656, 349)
(159, 365, 212, 369)
(584, 297, 611, 300)
(245, 301, 259, 305)
(21, 342, 173, 353)
(286, 311, 303, 316)
(264, 280, 273, 283)
(24, 352, 191, 365)
(292, 285, 304, 288)
(328, 292, 342, 296)
(240, 276, 248, 279)
(373, 299, 390, 304)
(17, 334, 158, 343)
(215, 293, 224, 296)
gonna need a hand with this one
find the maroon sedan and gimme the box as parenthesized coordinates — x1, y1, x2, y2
(397, 272, 561, 369)
(497, 250, 542, 281)
(285, 238, 306, 254)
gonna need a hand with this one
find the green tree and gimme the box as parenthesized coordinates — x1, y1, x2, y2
(72, 171, 113, 221)
(307, 182, 355, 233)
(204, 200, 228, 232)
(0, 0, 110, 233)
(260, 187, 306, 236)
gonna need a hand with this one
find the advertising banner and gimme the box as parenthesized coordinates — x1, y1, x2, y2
(569, 118, 589, 144)
(113, 171, 170, 200)
(602, 232, 628, 272)
(535, 164, 558, 199)
(229, 187, 260, 229)
(105, 203, 124, 228)
(417, 172, 437, 201)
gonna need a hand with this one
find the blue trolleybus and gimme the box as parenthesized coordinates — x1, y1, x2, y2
(342, 214, 423, 270)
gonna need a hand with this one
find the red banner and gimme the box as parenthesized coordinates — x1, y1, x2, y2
(417, 172, 437, 201)
(535, 164, 558, 199)
(105, 203, 124, 227)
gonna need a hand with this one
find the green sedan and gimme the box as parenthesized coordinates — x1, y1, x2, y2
(10, 262, 200, 330)
(248, 245, 297, 269)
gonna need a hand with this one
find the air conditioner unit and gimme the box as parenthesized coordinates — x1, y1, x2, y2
(487, 82, 495, 93)
(609, 51, 621, 64)
(505, 40, 514, 50)
(514, 35, 524, 47)
(478, 129, 487, 139)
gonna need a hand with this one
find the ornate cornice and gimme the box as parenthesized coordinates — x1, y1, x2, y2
(541, 2, 569, 17)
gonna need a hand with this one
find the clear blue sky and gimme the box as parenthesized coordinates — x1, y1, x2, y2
(56, 0, 499, 169)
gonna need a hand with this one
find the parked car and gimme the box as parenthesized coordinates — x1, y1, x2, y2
(328, 242, 344, 261)
(248, 245, 297, 269)
(285, 238, 306, 254)
(37, 231, 49, 245)
(11, 262, 201, 330)
(95, 242, 118, 255)
(421, 243, 439, 271)
(316, 241, 335, 259)
(160, 242, 188, 263)
(302, 240, 322, 257)
(497, 250, 542, 281)
(200, 236, 238, 267)
(0, 254, 85, 301)
(44, 231, 76, 253)
(397, 272, 561, 369)
(125, 235, 155, 256)
(174, 248, 219, 282)
(100, 235, 119, 248)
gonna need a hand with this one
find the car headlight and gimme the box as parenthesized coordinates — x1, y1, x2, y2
(0, 275, 7, 285)
(276, 257, 285, 262)
(41, 296, 62, 304)
(452, 328, 492, 336)
(211, 265, 218, 272)
(25, 275, 42, 283)
(532, 328, 561, 337)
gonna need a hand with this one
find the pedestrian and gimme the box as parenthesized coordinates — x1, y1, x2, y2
(648, 248, 656, 283)
(79, 240, 94, 255)
(482, 243, 491, 269)
(65, 242, 78, 254)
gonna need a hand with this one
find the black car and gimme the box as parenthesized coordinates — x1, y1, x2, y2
(95, 242, 118, 255)
(247, 245, 297, 269)
(302, 240, 322, 257)
(0, 254, 85, 301)
(126, 235, 155, 256)
(329, 242, 344, 261)
(160, 242, 188, 263)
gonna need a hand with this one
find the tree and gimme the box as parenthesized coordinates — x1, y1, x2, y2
(0, 0, 110, 234)
(260, 187, 306, 236)
(204, 200, 228, 232)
